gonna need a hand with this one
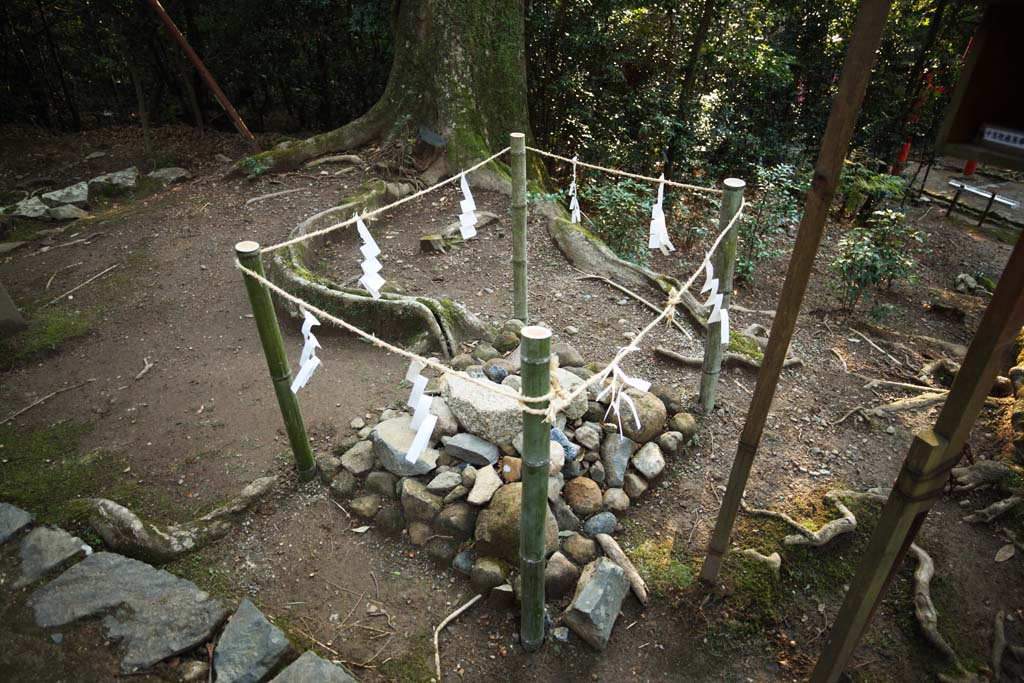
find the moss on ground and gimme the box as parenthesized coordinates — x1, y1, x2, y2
(164, 550, 241, 602)
(629, 538, 694, 598)
(0, 306, 97, 369)
(377, 637, 435, 683)
(728, 333, 764, 363)
(0, 421, 178, 534)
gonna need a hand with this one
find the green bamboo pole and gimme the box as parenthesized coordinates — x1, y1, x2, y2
(810, 232, 1024, 682)
(698, 177, 745, 412)
(519, 324, 551, 652)
(510, 132, 529, 323)
(235, 241, 317, 481)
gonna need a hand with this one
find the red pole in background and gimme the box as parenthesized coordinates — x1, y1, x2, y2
(890, 141, 912, 175)
(963, 159, 978, 176)
(143, 0, 260, 152)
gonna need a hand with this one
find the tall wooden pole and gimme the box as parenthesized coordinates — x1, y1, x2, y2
(519, 325, 551, 651)
(699, 177, 745, 412)
(235, 241, 317, 481)
(700, 0, 895, 585)
(511, 133, 529, 323)
(144, 0, 259, 152)
(810, 233, 1024, 682)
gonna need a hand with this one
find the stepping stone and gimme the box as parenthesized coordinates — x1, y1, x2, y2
(14, 526, 90, 589)
(30, 552, 228, 673)
(214, 599, 289, 683)
(270, 651, 358, 683)
(0, 502, 33, 544)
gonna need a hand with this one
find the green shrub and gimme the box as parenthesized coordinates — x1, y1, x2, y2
(831, 209, 924, 312)
(836, 158, 908, 223)
(736, 163, 802, 281)
(584, 178, 654, 265)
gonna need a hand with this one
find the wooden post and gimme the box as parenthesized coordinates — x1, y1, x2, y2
(511, 133, 529, 323)
(698, 178, 745, 412)
(977, 191, 997, 227)
(810, 231, 1024, 682)
(699, 0, 895, 585)
(144, 0, 259, 152)
(519, 325, 551, 652)
(946, 185, 963, 216)
(235, 241, 317, 481)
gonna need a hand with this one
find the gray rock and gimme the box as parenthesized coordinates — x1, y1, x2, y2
(623, 472, 648, 499)
(562, 558, 630, 650)
(445, 432, 499, 466)
(550, 497, 581, 533)
(562, 533, 598, 565)
(315, 454, 343, 483)
(10, 196, 50, 218)
(41, 181, 88, 208)
(482, 358, 516, 383)
(650, 384, 686, 416)
(550, 427, 579, 460)
(452, 550, 475, 575)
(400, 479, 442, 523)
(632, 442, 666, 480)
(349, 494, 382, 520)
(31, 552, 228, 672)
(502, 318, 525, 335)
(563, 458, 582, 479)
(501, 375, 522, 391)
(602, 488, 630, 515)
(365, 471, 398, 499)
(545, 551, 581, 598)
(547, 474, 564, 502)
(554, 369, 588, 420)
(552, 342, 585, 368)
(442, 374, 521, 445)
(589, 460, 606, 484)
(88, 167, 140, 195)
(0, 502, 33, 544)
(467, 464, 502, 505)
(340, 441, 376, 477)
(181, 660, 209, 682)
(582, 512, 617, 537)
(472, 342, 501, 362)
(668, 412, 698, 439)
(474, 483, 558, 562)
(584, 400, 606, 422)
(329, 470, 357, 502)
(425, 537, 459, 566)
(575, 424, 601, 451)
(553, 626, 570, 642)
(370, 416, 439, 476)
(450, 353, 474, 371)
(461, 465, 477, 488)
(47, 204, 89, 220)
(619, 390, 666, 443)
(214, 599, 288, 683)
(433, 502, 476, 540)
(374, 506, 404, 536)
(15, 526, 89, 588)
(470, 557, 509, 593)
(493, 330, 520, 353)
(600, 435, 637, 488)
(429, 397, 459, 439)
(270, 651, 357, 683)
(656, 431, 685, 457)
(443, 485, 468, 504)
(426, 470, 463, 496)
(148, 167, 191, 185)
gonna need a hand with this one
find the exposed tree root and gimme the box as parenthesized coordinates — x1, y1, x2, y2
(963, 497, 1023, 524)
(739, 548, 781, 580)
(908, 544, 960, 663)
(951, 461, 1018, 493)
(653, 345, 803, 371)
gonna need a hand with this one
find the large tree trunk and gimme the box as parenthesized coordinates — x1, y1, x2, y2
(235, 0, 532, 178)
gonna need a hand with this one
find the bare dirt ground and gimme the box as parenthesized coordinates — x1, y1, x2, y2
(1, 124, 1022, 683)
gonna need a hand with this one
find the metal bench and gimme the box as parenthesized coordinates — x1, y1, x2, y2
(945, 179, 1020, 226)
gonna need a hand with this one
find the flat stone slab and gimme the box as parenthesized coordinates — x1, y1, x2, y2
(41, 181, 88, 208)
(0, 502, 33, 544)
(15, 526, 89, 589)
(443, 374, 521, 445)
(562, 557, 629, 650)
(30, 552, 228, 672)
(270, 651, 358, 683)
(370, 416, 439, 477)
(444, 432, 499, 466)
(148, 167, 191, 185)
(88, 167, 139, 195)
(214, 599, 289, 683)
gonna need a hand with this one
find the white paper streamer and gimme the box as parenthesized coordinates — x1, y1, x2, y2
(403, 359, 437, 463)
(405, 413, 437, 463)
(458, 174, 478, 239)
(290, 309, 322, 394)
(648, 174, 674, 253)
(700, 260, 730, 345)
(594, 347, 652, 440)
(409, 393, 433, 431)
(355, 213, 385, 298)
(568, 156, 581, 224)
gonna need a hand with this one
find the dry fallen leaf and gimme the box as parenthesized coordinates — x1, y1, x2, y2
(995, 544, 1015, 562)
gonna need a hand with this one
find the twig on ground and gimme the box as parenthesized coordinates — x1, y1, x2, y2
(134, 357, 154, 380)
(1, 379, 96, 426)
(45, 261, 83, 291)
(993, 610, 1006, 682)
(576, 273, 693, 339)
(42, 263, 120, 308)
(370, 571, 380, 600)
(245, 187, 304, 205)
(850, 328, 903, 366)
(434, 594, 483, 682)
(830, 348, 848, 373)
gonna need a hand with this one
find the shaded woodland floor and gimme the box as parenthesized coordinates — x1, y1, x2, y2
(1, 124, 1022, 682)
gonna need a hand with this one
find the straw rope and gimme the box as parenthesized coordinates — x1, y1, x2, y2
(235, 197, 745, 423)
(259, 147, 511, 255)
(526, 146, 723, 195)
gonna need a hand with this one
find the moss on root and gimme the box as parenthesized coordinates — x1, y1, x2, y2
(728, 333, 764, 363)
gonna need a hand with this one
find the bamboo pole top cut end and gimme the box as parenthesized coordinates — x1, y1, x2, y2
(724, 178, 746, 190)
(235, 240, 260, 256)
(510, 132, 526, 140)
(520, 325, 551, 341)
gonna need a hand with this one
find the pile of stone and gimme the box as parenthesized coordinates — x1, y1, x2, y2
(1, 166, 190, 222)
(320, 323, 698, 650)
(1, 501, 359, 682)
